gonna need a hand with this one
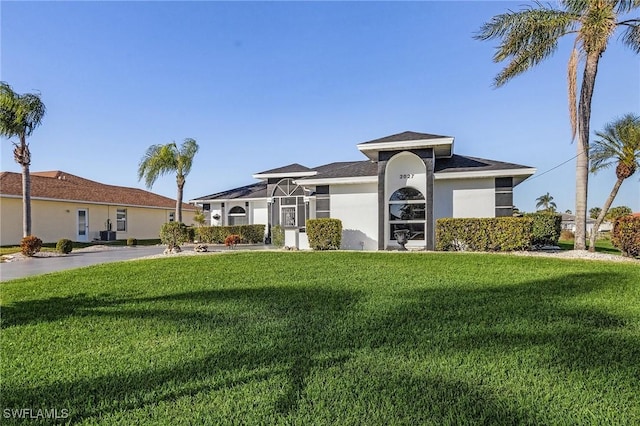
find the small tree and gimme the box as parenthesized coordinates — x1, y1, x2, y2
(138, 138, 199, 223)
(160, 222, 189, 252)
(606, 206, 633, 223)
(589, 207, 602, 219)
(193, 209, 206, 227)
(0, 82, 46, 237)
(535, 193, 557, 213)
(588, 113, 640, 251)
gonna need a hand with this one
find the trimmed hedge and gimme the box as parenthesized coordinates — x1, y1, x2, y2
(306, 218, 342, 250)
(436, 217, 534, 252)
(56, 239, 73, 254)
(524, 212, 562, 247)
(271, 225, 285, 247)
(160, 222, 190, 249)
(612, 215, 640, 257)
(195, 225, 266, 244)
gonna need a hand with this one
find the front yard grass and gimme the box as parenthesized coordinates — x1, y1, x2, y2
(558, 237, 620, 254)
(1, 252, 639, 424)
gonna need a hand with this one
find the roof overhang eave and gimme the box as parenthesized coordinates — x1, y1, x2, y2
(434, 168, 537, 181)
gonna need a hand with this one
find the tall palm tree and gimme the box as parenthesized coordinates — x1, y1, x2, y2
(138, 138, 199, 223)
(475, 1, 640, 250)
(588, 113, 640, 251)
(536, 192, 557, 212)
(0, 82, 46, 237)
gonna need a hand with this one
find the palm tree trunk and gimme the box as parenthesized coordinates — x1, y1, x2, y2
(176, 181, 184, 224)
(22, 162, 31, 237)
(574, 51, 601, 250)
(588, 177, 624, 252)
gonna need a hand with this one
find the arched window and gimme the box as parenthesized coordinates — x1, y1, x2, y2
(271, 179, 306, 228)
(389, 187, 425, 240)
(228, 206, 247, 226)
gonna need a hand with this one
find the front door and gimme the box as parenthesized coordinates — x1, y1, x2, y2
(77, 209, 89, 242)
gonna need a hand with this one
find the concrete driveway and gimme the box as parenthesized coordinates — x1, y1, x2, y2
(0, 244, 276, 282)
(0, 246, 166, 282)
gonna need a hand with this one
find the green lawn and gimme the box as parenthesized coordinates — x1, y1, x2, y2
(2, 252, 639, 424)
(558, 237, 621, 254)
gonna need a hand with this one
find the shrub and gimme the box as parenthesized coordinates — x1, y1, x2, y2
(559, 230, 575, 241)
(160, 222, 189, 250)
(271, 225, 285, 247)
(224, 234, 240, 248)
(20, 235, 43, 257)
(436, 217, 533, 252)
(524, 212, 562, 247)
(306, 218, 342, 250)
(196, 225, 265, 244)
(127, 238, 138, 247)
(56, 238, 73, 254)
(611, 215, 640, 257)
(185, 226, 196, 243)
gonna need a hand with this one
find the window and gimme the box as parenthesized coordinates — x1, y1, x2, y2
(169, 212, 175, 222)
(272, 179, 306, 228)
(281, 206, 296, 227)
(389, 187, 425, 241)
(116, 209, 127, 232)
(228, 206, 247, 226)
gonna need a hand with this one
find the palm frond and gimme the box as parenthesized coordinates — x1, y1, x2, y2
(475, 6, 577, 87)
(137, 143, 177, 189)
(176, 138, 199, 178)
(620, 20, 640, 52)
(614, 0, 640, 14)
(590, 113, 640, 173)
(567, 47, 579, 140)
(0, 82, 46, 139)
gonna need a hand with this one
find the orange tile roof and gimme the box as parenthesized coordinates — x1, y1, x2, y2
(0, 170, 194, 210)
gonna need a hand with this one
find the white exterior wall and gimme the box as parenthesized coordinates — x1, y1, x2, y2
(210, 202, 222, 226)
(434, 178, 495, 219)
(250, 200, 268, 226)
(329, 183, 378, 250)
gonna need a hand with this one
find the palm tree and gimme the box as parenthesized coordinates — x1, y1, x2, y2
(536, 192, 557, 212)
(138, 138, 199, 223)
(588, 113, 640, 251)
(0, 82, 46, 237)
(475, 1, 640, 250)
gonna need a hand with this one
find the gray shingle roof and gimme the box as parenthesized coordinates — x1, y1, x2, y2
(360, 131, 451, 145)
(191, 182, 267, 201)
(192, 155, 533, 201)
(435, 155, 532, 174)
(255, 163, 313, 175)
(310, 161, 377, 179)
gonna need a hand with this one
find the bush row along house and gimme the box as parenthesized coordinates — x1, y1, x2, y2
(0, 171, 196, 245)
(191, 131, 537, 250)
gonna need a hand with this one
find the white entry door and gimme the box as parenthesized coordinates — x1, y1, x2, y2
(77, 209, 89, 242)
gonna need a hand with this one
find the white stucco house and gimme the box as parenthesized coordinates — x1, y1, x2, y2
(191, 131, 536, 250)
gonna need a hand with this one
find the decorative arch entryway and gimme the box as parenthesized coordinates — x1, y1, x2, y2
(379, 150, 435, 250)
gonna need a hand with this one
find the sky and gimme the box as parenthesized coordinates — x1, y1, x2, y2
(1, 0, 639, 213)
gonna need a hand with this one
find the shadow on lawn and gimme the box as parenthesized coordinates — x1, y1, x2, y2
(3, 272, 640, 424)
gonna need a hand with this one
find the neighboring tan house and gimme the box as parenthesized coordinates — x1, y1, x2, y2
(0, 170, 196, 245)
(191, 131, 537, 250)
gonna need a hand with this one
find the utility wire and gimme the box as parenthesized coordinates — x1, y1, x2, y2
(519, 150, 585, 184)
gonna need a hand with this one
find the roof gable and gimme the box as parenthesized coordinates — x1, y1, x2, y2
(359, 131, 451, 145)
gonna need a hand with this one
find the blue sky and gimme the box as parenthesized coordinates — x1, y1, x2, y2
(1, 1, 638, 213)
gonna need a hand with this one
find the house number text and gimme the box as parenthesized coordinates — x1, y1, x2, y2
(399, 174, 414, 179)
